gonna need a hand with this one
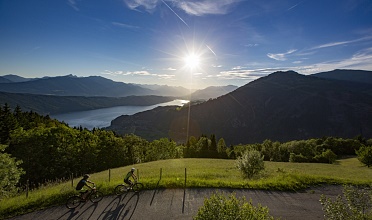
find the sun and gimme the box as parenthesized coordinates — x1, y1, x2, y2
(183, 53, 200, 69)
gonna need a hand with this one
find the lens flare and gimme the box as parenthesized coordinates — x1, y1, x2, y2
(183, 53, 200, 69)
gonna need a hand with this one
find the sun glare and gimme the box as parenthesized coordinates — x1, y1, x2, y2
(183, 53, 200, 69)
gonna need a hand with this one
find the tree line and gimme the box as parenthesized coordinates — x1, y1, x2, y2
(1, 104, 371, 198)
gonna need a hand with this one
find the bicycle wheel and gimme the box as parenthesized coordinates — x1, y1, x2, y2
(114, 184, 128, 195)
(132, 183, 144, 192)
(66, 196, 81, 209)
(89, 191, 103, 203)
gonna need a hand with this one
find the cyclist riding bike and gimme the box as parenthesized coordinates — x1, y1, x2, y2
(124, 168, 137, 189)
(76, 174, 95, 200)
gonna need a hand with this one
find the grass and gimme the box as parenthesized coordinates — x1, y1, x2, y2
(1, 157, 371, 219)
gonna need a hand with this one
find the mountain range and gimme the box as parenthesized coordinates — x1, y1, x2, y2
(0, 74, 237, 114)
(107, 69, 372, 145)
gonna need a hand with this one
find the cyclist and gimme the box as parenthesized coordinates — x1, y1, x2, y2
(76, 174, 95, 200)
(124, 168, 137, 188)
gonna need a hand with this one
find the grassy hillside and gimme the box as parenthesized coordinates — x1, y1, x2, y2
(1, 157, 371, 219)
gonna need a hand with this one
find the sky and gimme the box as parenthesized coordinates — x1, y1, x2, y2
(1, 0, 372, 89)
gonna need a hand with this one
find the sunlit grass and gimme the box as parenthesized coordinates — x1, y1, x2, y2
(1, 157, 371, 219)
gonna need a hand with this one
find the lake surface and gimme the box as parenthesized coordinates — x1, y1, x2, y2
(51, 99, 189, 129)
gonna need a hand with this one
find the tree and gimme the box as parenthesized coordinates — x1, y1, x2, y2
(209, 134, 218, 158)
(0, 103, 18, 144)
(320, 185, 372, 219)
(145, 138, 182, 162)
(0, 145, 24, 198)
(194, 192, 275, 220)
(356, 145, 372, 168)
(322, 149, 337, 164)
(236, 150, 265, 179)
(217, 138, 228, 159)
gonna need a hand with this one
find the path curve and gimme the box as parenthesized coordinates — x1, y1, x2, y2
(8, 186, 343, 220)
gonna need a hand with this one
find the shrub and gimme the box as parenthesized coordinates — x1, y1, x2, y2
(356, 145, 372, 167)
(320, 185, 372, 220)
(314, 149, 337, 164)
(236, 150, 265, 179)
(0, 144, 24, 198)
(289, 153, 309, 163)
(193, 192, 276, 220)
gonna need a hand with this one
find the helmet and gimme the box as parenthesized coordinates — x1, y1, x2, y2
(131, 168, 135, 172)
(83, 174, 90, 179)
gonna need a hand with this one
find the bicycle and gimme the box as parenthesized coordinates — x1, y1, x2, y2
(114, 179, 144, 195)
(66, 185, 103, 209)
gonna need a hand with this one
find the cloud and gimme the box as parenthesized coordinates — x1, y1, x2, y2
(297, 47, 372, 74)
(102, 69, 177, 80)
(67, 0, 79, 11)
(287, 1, 304, 11)
(244, 43, 259, 47)
(218, 67, 284, 80)
(126, 70, 156, 76)
(232, 66, 245, 70)
(123, 0, 242, 16)
(163, 67, 177, 71)
(267, 49, 297, 61)
(176, 0, 241, 16)
(102, 70, 156, 76)
(112, 22, 139, 29)
(123, 0, 159, 11)
(157, 74, 175, 79)
(311, 36, 372, 50)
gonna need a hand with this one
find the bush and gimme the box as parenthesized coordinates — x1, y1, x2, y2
(289, 153, 309, 163)
(193, 192, 276, 220)
(236, 150, 265, 179)
(320, 185, 372, 220)
(356, 145, 372, 167)
(0, 144, 24, 198)
(314, 149, 337, 164)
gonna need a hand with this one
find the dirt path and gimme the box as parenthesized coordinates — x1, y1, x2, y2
(8, 185, 343, 220)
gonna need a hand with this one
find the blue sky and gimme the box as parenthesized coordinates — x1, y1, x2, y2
(1, 0, 372, 89)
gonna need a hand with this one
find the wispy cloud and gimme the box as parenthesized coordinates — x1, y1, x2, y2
(67, 0, 79, 11)
(123, 0, 159, 11)
(123, 0, 241, 16)
(176, 0, 241, 16)
(218, 67, 284, 80)
(311, 36, 372, 50)
(112, 22, 139, 29)
(287, 1, 304, 11)
(232, 66, 245, 70)
(102, 69, 175, 79)
(267, 49, 297, 61)
(297, 47, 372, 74)
(163, 67, 177, 71)
(157, 74, 175, 79)
(102, 70, 155, 76)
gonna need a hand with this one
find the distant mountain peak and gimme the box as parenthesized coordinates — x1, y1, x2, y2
(271, 70, 299, 76)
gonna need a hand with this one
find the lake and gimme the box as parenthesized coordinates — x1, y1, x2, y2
(51, 99, 189, 129)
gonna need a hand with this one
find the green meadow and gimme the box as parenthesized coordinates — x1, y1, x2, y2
(1, 157, 371, 219)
